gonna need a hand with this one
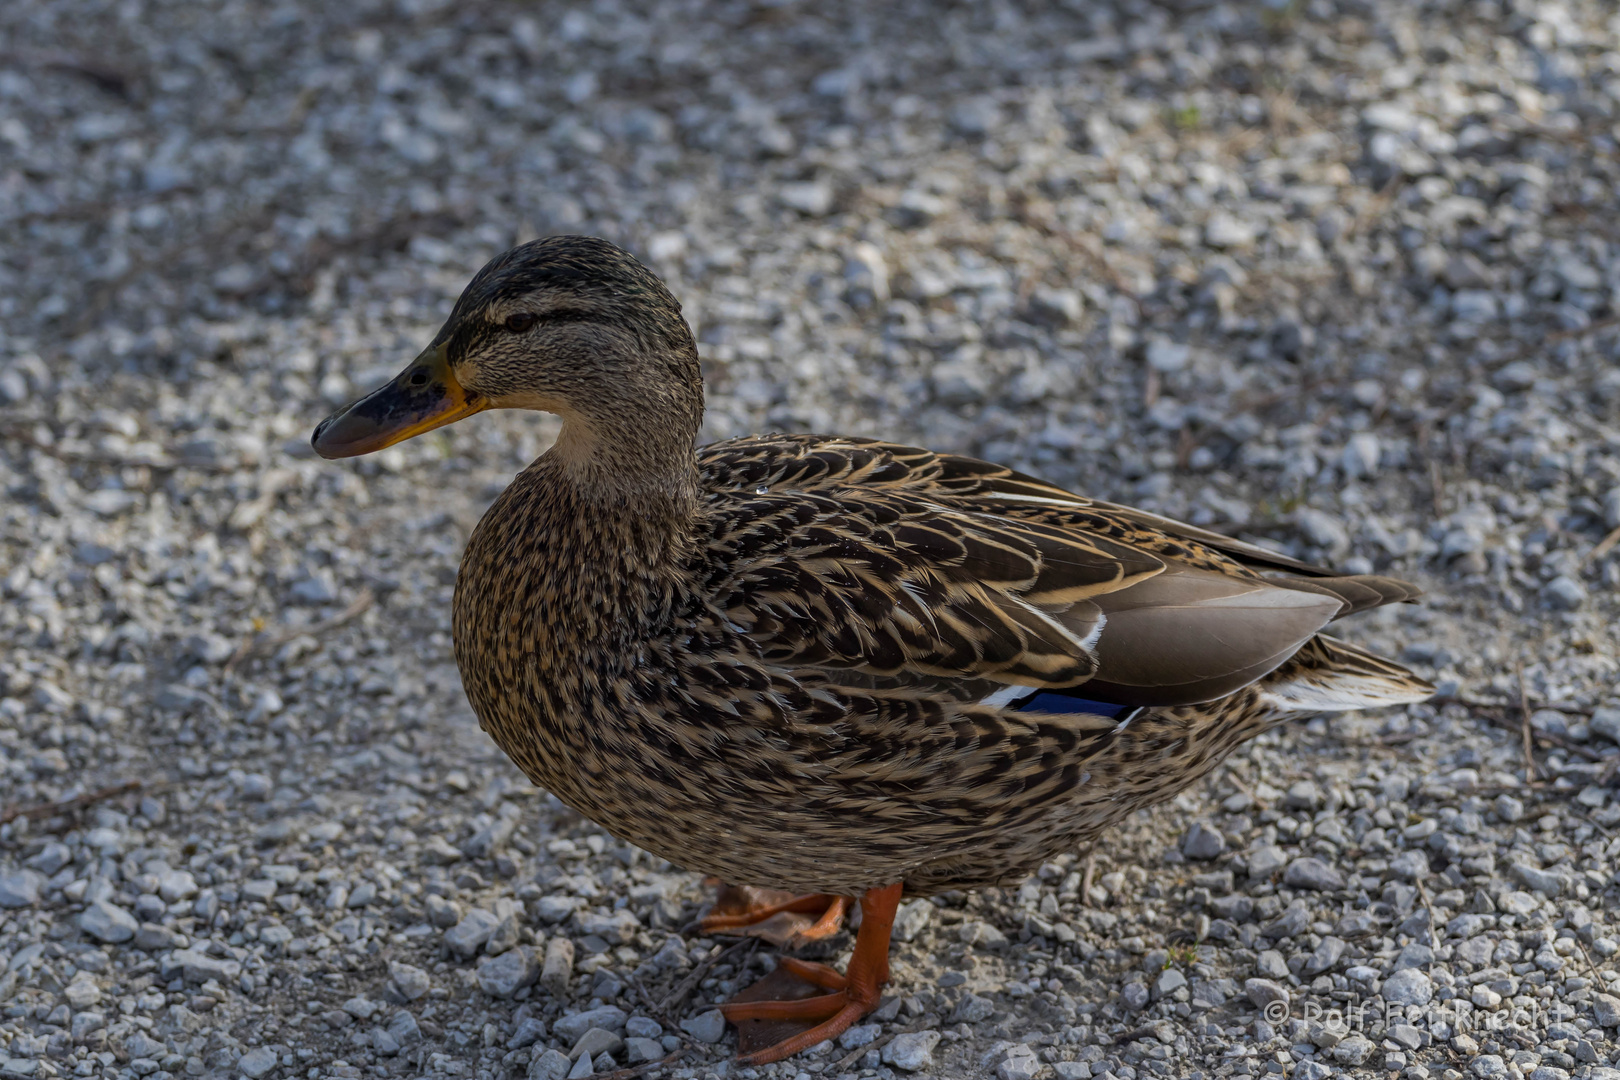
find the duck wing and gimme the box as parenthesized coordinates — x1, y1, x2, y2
(698, 436, 1418, 706)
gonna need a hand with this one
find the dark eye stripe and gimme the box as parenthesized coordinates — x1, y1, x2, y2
(503, 310, 591, 333)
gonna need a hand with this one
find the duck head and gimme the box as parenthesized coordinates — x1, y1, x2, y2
(311, 235, 701, 463)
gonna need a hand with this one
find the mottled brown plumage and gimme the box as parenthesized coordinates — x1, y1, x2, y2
(313, 235, 1433, 1059)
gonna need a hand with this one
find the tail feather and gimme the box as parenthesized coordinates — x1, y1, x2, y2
(1279, 574, 1425, 619)
(1258, 634, 1433, 714)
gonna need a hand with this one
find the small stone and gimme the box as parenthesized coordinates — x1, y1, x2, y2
(63, 978, 101, 1009)
(574, 908, 640, 945)
(133, 924, 183, 951)
(1592, 993, 1620, 1028)
(1495, 793, 1526, 821)
(528, 1049, 571, 1080)
(0, 871, 42, 909)
(1121, 982, 1150, 1010)
(385, 961, 431, 1002)
(554, 1006, 628, 1043)
(1295, 508, 1349, 553)
(949, 97, 999, 136)
(1303, 936, 1345, 976)
(1332, 1035, 1375, 1066)
(625, 1017, 661, 1040)
(1257, 950, 1289, 979)
(1152, 967, 1187, 999)
(445, 908, 501, 958)
(508, 1017, 549, 1049)
(894, 898, 933, 942)
(1381, 968, 1433, 1006)
(1182, 822, 1226, 860)
(535, 895, 581, 923)
(424, 837, 463, 865)
(370, 1027, 400, 1056)
(462, 813, 517, 858)
(959, 919, 1009, 949)
(779, 181, 834, 217)
(1283, 780, 1324, 810)
(1342, 432, 1381, 478)
(1389, 849, 1431, 881)
(624, 1037, 663, 1064)
(1294, 1063, 1332, 1080)
(1262, 901, 1310, 939)
(1144, 338, 1191, 374)
(1395, 942, 1433, 970)
(839, 1024, 881, 1050)
(882, 1030, 941, 1072)
(477, 945, 540, 998)
(237, 1047, 278, 1078)
(1244, 978, 1289, 1010)
(1514, 863, 1565, 897)
(387, 1010, 422, 1047)
(70, 1012, 106, 1040)
(485, 913, 522, 956)
(1030, 288, 1084, 328)
(679, 1010, 725, 1044)
(163, 948, 241, 984)
(1247, 844, 1288, 879)
(26, 842, 71, 876)
(1492, 361, 1538, 391)
(1205, 211, 1257, 248)
(1471, 1056, 1507, 1078)
(1541, 576, 1586, 611)
(1283, 857, 1345, 892)
(339, 996, 376, 1021)
(79, 900, 138, 943)
(542, 936, 575, 997)
(568, 1028, 625, 1062)
(953, 993, 995, 1023)
(426, 894, 461, 928)
(996, 1044, 1042, 1080)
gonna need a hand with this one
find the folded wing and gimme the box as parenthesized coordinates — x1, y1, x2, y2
(699, 436, 1421, 709)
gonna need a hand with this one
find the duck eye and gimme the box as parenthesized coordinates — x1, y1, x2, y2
(504, 312, 537, 333)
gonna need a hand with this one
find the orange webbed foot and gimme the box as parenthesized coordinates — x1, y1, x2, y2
(699, 883, 850, 949)
(717, 882, 903, 1065)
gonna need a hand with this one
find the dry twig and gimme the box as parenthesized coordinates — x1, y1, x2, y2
(661, 937, 757, 1015)
(1, 780, 147, 827)
(1586, 524, 1620, 567)
(1518, 664, 1537, 783)
(224, 589, 375, 675)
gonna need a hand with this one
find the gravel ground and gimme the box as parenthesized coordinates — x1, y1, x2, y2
(4, 2, 1620, 1080)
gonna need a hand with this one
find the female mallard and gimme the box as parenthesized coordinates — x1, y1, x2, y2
(312, 235, 1432, 1064)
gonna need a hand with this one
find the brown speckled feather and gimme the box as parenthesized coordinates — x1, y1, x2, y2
(453, 432, 1431, 896)
(322, 236, 1433, 899)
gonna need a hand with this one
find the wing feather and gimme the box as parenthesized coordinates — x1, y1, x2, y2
(698, 435, 1419, 706)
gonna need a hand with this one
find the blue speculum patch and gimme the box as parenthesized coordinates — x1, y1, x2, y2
(1013, 692, 1133, 718)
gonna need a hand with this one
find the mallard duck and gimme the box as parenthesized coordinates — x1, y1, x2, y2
(312, 235, 1432, 1064)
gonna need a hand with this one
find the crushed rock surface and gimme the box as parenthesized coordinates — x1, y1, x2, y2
(3, 1, 1620, 1080)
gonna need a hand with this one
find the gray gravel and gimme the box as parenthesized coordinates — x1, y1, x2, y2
(3, 1, 1620, 1080)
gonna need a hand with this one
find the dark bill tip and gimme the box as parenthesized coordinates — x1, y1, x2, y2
(311, 346, 484, 459)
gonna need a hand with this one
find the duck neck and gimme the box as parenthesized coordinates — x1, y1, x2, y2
(544, 409, 702, 518)
(455, 412, 702, 674)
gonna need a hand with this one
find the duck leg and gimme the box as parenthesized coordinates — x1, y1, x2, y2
(720, 882, 903, 1065)
(700, 884, 850, 948)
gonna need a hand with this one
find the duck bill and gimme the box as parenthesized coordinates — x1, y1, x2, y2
(311, 344, 486, 459)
